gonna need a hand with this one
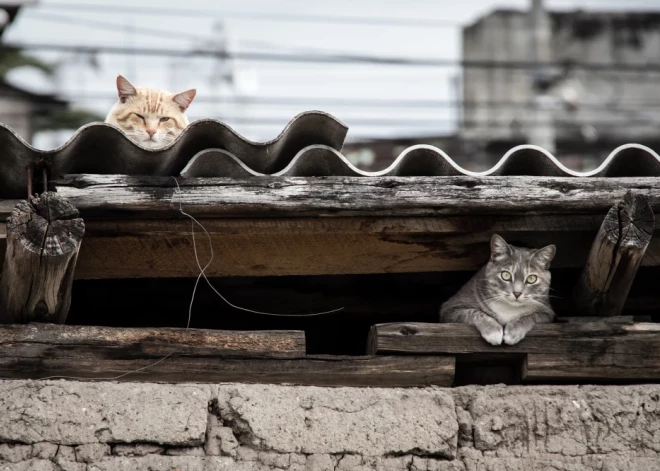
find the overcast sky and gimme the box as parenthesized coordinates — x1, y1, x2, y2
(4, 0, 659, 146)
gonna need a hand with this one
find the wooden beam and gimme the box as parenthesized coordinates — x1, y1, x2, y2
(0, 324, 454, 386)
(574, 191, 655, 316)
(368, 321, 660, 382)
(1, 176, 658, 278)
(3, 216, 659, 279)
(0, 323, 306, 358)
(52, 175, 660, 218)
(0, 193, 84, 324)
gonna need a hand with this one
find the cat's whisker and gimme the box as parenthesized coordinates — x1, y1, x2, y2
(528, 294, 564, 299)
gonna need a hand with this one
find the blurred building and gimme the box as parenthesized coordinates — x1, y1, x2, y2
(0, 78, 66, 142)
(462, 6, 660, 169)
(0, 0, 68, 143)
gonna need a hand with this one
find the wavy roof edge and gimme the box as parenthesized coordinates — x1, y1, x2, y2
(0, 110, 349, 198)
(0, 110, 659, 199)
(2, 110, 348, 155)
(181, 142, 660, 178)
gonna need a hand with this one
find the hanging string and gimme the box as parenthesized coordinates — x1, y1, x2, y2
(171, 176, 344, 318)
(32, 177, 343, 382)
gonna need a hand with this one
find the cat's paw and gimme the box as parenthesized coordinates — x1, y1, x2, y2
(480, 325, 504, 345)
(503, 324, 527, 345)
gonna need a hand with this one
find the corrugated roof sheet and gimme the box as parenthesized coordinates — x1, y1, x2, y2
(1, 110, 659, 199)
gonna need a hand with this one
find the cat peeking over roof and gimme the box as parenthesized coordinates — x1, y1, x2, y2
(105, 75, 196, 149)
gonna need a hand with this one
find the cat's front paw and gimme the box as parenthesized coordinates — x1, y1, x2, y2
(503, 323, 528, 345)
(479, 325, 504, 345)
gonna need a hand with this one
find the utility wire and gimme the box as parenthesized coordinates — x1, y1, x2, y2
(56, 93, 660, 111)
(32, 1, 660, 27)
(31, 2, 460, 28)
(6, 42, 660, 72)
(25, 12, 368, 57)
(185, 116, 660, 127)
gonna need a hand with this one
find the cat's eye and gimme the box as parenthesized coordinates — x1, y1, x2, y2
(501, 271, 512, 281)
(159, 117, 170, 123)
(134, 113, 145, 121)
(526, 275, 538, 284)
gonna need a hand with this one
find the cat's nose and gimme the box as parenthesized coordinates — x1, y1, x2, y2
(513, 291, 522, 299)
(146, 129, 156, 137)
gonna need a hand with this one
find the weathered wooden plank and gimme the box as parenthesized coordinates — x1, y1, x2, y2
(368, 322, 660, 381)
(2, 175, 659, 278)
(0, 356, 455, 387)
(0, 323, 306, 358)
(574, 192, 655, 317)
(0, 194, 85, 323)
(0, 324, 453, 386)
(3, 217, 660, 278)
(3, 219, 660, 278)
(52, 175, 660, 218)
(67, 226, 601, 278)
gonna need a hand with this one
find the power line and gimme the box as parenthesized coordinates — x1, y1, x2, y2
(23, 12, 409, 59)
(25, 12, 207, 42)
(59, 93, 660, 111)
(33, 2, 460, 28)
(7, 42, 660, 72)
(187, 116, 660, 127)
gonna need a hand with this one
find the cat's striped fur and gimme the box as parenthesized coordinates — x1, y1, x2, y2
(440, 234, 556, 345)
(105, 75, 196, 149)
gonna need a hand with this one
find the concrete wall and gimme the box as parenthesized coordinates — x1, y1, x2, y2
(461, 10, 660, 144)
(1, 381, 659, 470)
(0, 96, 33, 142)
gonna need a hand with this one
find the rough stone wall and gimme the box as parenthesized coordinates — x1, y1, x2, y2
(1, 381, 659, 470)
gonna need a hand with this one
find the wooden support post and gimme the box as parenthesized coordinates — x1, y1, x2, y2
(573, 191, 654, 317)
(0, 193, 84, 324)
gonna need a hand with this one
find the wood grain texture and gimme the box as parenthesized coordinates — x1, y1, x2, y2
(0, 323, 306, 358)
(52, 175, 660, 218)
(0, 193, 84, 323)
(368, 321, 660, 381)
(2, 177, 658, 278)
(0, 323, 453, 386)
(3, 217, 660, 279)
(0, 356, 455, 387)
(574, 191, 655, 316)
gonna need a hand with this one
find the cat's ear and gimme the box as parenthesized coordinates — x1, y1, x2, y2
(490, 234, 511, 261)
(117, 75, 137, 103)
(172, 89, 196, 111)
(531, 244, 556, 269)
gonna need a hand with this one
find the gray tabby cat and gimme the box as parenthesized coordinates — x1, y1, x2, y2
(440, 234, 556, 345)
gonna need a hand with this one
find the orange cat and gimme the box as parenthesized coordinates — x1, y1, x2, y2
(105, 75, 196, 149)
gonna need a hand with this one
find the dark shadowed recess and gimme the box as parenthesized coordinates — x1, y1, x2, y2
(67, 267, 660, 357)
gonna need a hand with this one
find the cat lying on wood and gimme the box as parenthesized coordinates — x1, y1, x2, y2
(440, 234, 556, 345)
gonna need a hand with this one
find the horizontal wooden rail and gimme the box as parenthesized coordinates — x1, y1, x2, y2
(368, 321, 660, 382)
(1, 176, 658, 278)
(51, 175, 660, 218)
(0, 324, 454, 386)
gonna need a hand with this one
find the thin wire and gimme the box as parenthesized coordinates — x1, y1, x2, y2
(25, 11, 423, 59)
(26, 12, 208, 42)
(8, 41, 660, 72)
(56, 93, 660, 110)
(171, 177, 344, 317)
(33, 2, 461, 28)
(32, 1, 657, 27)
(36, 249, 206, 381)
(33, 178, 343, 382)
